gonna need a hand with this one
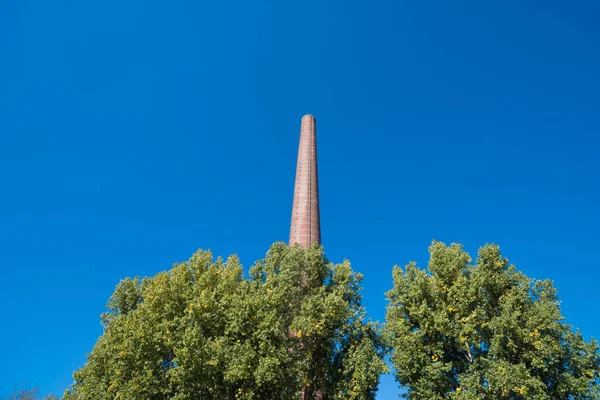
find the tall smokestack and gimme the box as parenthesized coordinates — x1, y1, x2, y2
(289, 114, 321, 248)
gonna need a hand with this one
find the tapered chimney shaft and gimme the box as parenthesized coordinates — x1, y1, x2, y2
(289, 114, 321, 248)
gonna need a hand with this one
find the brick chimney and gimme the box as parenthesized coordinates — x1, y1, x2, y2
(289, 114, 321, 248)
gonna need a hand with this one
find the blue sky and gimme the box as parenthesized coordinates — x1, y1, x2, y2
(1, 0, 599, 397)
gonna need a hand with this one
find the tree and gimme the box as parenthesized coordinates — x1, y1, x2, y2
(3, 387, 58, 400)
(385, 241, 600, 399)
(64, 243, 386, 399)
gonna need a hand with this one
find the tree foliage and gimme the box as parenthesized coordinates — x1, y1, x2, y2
(65, 243, 386, 399)
(385, 241, 600, 399)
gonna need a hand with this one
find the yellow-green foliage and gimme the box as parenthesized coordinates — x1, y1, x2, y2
(65, 243, 386, 400)
(385, 241, 600, 399)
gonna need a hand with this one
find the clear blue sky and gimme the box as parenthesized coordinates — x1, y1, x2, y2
(1, 0, 599, 398)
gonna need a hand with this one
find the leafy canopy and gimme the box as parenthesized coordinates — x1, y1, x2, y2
(385, 241, 600, 399)
(65, 243, 386, 400)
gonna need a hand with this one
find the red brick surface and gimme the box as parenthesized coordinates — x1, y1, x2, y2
(289, 114, 321, 248)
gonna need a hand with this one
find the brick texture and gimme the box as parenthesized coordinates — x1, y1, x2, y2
(289, 114, 321, 248)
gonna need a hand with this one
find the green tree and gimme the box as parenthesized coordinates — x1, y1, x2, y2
(385, 241, 600, 399)
(65, 243, 386, 399)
